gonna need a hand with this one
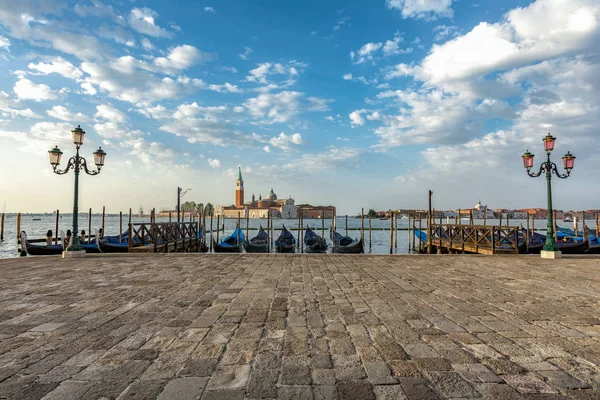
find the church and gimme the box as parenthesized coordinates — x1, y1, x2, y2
(214, 168, 299, 219)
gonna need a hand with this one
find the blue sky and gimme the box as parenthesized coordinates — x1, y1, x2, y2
(0, 0, 599, 214)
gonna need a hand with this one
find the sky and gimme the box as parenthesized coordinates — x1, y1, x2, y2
(0, 0, 599, 214)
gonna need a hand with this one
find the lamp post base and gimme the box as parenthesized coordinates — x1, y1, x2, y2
(540, 250, 561, 259)
(62, 250, 86, 258)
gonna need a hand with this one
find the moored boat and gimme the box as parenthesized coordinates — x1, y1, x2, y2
(244, 225, 269, 253)
(304, 226, 327, 253)
(20, 232, 63, 256)
(330, 229, 363, 254)
(275, 225, 295, 253)
(213, 227, 244, 253)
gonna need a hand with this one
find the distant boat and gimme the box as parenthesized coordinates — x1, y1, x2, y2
(244, 225, 269, 253)
(32, 218, 41, 221)
(275, 225, 295, 253)
(304, 226, 327, 253)
(563, 216, 573, 222)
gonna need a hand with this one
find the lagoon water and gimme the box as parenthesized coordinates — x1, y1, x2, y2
(0, 213, 591, 259)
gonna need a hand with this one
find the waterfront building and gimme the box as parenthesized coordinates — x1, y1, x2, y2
(214, 168, 334, 219)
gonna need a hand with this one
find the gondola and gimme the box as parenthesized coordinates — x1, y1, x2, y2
(244, 225, 269, 253)
(304, 226, 327, 253)
(213, 227, 244, 253)
(330, 229, 363, 254)
(275, 225, 295, 253)
(555, 226, 599, 254)
(20, 232, 63, 256)
(98, 231, 131, 253)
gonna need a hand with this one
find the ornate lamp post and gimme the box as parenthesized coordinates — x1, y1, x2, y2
(48, 126, 107, 257)
(522, 133, 575, 258)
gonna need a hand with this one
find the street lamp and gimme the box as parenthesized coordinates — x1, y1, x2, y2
(177, 187, 191, 223)
(522, 133, 575, 258)
(49, 125, 106, 257)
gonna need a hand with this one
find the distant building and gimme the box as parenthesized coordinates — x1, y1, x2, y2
(214, 168, 334, 219)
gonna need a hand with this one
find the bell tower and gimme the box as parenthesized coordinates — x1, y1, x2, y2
(235, 167, 244, 208)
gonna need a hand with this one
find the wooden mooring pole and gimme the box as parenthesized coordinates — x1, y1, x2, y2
(322, 210, 325, 240)
(361, 208, 364, 254)
(407, 213, 411, 252)
(389, 212, 393, 255)
(368, 213, 372, 252)
(16, 212, 21, 241)
(216, 215, 220, 243)
(0, 212, 4, 241)
(345, 215, 348, 236)
(101, 206, 105, 236)
(54, 210, 59, 244)
(88, 208, 92, 243)
(119, 212, 123, 243)
(427, 190, 433, 254)
(210, 213, 213, 252)
(129, 208, 132, 224)
(297, 212, 301, 249)
(394, 210, 398, 249)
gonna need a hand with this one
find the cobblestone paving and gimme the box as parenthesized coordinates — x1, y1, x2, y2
(0, 254, 599, 399)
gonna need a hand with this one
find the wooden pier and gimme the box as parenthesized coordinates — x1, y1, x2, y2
(128, 222, 203, 253)
(426, 223, 520, 255)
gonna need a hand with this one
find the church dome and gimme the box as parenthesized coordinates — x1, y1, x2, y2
(268, 188, 277, 200)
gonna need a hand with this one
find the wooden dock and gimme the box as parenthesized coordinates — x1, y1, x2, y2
(427, 223, 520, 255)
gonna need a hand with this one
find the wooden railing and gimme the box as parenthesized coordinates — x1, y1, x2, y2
(128, 222, 201, 253)
(429, 223, 520, 254)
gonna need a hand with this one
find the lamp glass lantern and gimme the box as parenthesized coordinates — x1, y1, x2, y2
(93, 147, 106, 168)
(71, 125, 85, 146)
(562, 151, 575, 171)
(543, 133, 556, 153)
(48, 146, 63, 167)
(522, 150, 534, 169)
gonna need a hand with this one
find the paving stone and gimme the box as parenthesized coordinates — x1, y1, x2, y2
(247, 368, 278, 398)
(29, 323, 66, 333)
(337, 379, 376, 400)
(538, 370, 591, 389)
(201, 389, 245, 400)
(40, 379, 91, 400)
(425, 371, 481, 398)
(373, 384, 408, 400)
(314, 385, 337, 400)
(156, 377, 208, 400)
(452, 363, 503, 383)
(312, 368, 336, 385)
(277, 385, 313, 400)
(503, 374, 559, 394)
(398, 377, 440, 400)
(206, 364, 251, 390)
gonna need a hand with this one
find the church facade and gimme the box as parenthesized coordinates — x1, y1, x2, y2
(214, 168, 299, 219)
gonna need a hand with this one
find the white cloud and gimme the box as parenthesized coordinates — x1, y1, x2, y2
(13, 78, 60, 101)
(239, 47, 252, 60)
(204, 6, 215, 13)
(383, 33, 413, 56)
(208, 82, 241, 93)
(28, 57, 83, 80)
(141, 38, 154, 50)
(94, 122, 143, 139)
(353, 42, 382, 64)
(74, 1, 116, 18)
(95, 104, 126, 123)
(408, 0, 600, 86)
(433, 24, 460, 41)
(137, 104, 170, 120)
(128, 7, 172, 38)
(307, 97, 334, 112)
(386, 0, 454, 20)
(245, 62, 302, 88)
(154, 45, 211, 74)
(244, 91, 303, 124)
(343, 73, 353, 80)
(349, 109, 366, 126)
(283, 147, 361, 173)
(47, 105, 90, 122)
(269, 132, 303, 150)
(0, 35, 10, 49)
(208, 158, 221, 168)
(263, 145, 271, 152)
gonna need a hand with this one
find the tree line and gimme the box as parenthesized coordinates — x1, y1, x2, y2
(181, 201, 214, 216)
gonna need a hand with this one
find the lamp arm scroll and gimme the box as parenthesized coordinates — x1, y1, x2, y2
(79, 157, 101, 176)
(526, 162, 546, 178)
(52, 156, 76, 175)
(550, 162, 570, 179)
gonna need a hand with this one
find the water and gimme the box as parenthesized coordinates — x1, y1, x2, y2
(1, 213, 594, 258)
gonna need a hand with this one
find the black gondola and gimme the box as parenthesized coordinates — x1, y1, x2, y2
(304, 226, 327, 253)
(275, 225, 295, 253)
(21, 232, 63, 256)
(213, 227, 244, 253)
(331, 229, 363, 254)
(526, 231, 590, 254)
(244, 225, 269, 253)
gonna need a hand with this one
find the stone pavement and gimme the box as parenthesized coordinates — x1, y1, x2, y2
(0, 254, 599, 400)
